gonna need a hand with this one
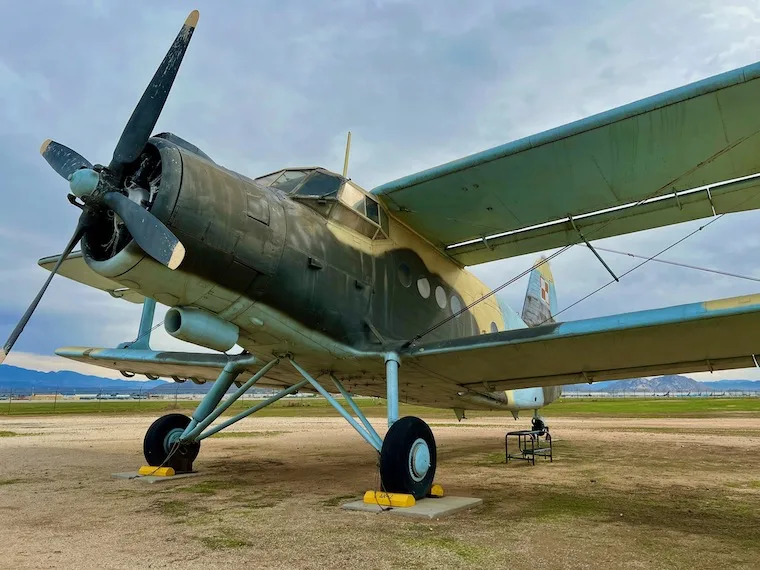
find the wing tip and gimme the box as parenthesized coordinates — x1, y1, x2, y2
(40, 139, 52, 155)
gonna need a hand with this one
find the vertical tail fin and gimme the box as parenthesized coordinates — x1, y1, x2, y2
(520, 256, 557, 327)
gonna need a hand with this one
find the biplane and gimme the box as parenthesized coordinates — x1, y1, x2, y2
(3, 10, 760, 499)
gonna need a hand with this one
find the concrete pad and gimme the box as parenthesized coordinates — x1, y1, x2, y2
(342, 496, 482, 519)
(111, 471, 200, 484)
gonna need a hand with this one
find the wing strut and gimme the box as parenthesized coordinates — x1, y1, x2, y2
(569, 215, 619, 282)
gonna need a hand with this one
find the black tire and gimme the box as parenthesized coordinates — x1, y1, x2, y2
(143, 413, 200, 473)
(380, 416, 437, 499)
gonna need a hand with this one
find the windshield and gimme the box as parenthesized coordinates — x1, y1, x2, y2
(271, 170, 308, 192)
(294, 171, 343, 198)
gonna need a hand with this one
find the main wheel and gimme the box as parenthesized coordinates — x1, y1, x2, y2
(143, 413, 200, 473)
(380, 416, 437, 499)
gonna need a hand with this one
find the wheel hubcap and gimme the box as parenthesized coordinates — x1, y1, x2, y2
(164, 427, 185, 454)
(409, 438, 431, 482)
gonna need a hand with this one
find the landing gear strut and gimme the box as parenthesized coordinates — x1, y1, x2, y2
(138, 352, 439, 497)
(531, 414, 550, 437)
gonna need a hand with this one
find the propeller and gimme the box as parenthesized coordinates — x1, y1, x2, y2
(0, 10, 199, 366)
(40, 139, 92, 180)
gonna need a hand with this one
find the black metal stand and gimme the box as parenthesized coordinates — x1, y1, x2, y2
(505, 429, 553, 465)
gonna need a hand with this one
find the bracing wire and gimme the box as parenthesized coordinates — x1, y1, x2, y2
(594, 246, 760, 283)
(405, 175, 760, 346)
(540, 215, 725, 325)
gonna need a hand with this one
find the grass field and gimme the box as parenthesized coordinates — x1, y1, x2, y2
(1, 396, 759, 418)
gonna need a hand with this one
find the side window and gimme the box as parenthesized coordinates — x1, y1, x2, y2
(334, 182, 389, 240)
(365, 198, 379, 224)
(397, 263, 412, 287)
(379, 208, 389, 236)
(417, 277, 431, 299)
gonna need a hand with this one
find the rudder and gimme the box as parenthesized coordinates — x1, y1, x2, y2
(520, 256, 557, 327)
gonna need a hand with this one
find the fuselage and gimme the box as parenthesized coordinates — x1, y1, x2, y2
(81, 137, 559, 412)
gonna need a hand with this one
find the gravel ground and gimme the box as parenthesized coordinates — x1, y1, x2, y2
(1, 414, 759, 569)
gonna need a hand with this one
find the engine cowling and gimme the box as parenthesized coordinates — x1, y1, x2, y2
(81, 137, 286, 311)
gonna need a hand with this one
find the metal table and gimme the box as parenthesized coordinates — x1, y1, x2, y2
(505, 429, 553, 465)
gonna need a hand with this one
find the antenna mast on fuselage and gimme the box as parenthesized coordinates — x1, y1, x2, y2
(342, 131, 352, 177)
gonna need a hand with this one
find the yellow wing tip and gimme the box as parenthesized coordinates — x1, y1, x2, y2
(40, 139, 52, 155)
(0, 349, 6, 365)
(185, 10, 200, 28)
(167, 242, 186, 270)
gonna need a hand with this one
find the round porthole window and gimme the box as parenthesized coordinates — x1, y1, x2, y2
(451, 295, 462, 315)
(435, 286, 447, 309)
(490, 322, 499, 333)
(417, 277, 431, 299)
(398, 263, 412, 288)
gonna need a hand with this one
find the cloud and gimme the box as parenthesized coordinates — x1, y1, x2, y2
(2, 0, 760, 382)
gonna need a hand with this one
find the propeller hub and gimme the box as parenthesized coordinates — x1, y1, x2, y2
(69, 168, 100, 198)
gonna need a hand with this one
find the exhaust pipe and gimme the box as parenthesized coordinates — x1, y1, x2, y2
(165, 307, 239, 352)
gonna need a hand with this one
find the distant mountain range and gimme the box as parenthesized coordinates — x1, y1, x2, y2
(566, 375, 760, 393)
(1, 365, 759, 395)
(0, 365, 167, 394)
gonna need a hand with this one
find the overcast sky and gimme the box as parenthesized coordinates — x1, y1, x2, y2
(2, 0, 760, 381)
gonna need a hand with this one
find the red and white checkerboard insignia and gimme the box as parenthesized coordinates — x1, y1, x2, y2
(540, 277, 550, 306)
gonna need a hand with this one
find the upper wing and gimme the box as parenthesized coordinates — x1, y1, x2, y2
(372, 61, 760, 265)
(38, 251, 144, 303)
(400, 294, 760, 391)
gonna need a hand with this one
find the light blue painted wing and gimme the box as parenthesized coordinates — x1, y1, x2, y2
(373, 61, 760, 265)
(401, 294, 760, 390)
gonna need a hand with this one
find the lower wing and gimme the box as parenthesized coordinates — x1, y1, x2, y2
(56, 293, 760, 407)
(401, 294, 760, 391)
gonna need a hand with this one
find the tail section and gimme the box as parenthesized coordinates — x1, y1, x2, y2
(521, 256, 557, 327)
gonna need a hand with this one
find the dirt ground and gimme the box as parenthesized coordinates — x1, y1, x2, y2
(1, 413, 759, 569)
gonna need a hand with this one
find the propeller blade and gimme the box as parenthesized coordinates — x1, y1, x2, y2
(0, 213, 91, 365)
(103, 192, 185, 270)
(109, 10, 199, 171)
(40, 139, 93, 181)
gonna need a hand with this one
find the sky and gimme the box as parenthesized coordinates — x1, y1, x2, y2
(2, 0, 760, 381)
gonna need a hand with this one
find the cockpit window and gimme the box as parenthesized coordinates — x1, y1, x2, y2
(256, 167, 391, 240)
(255, 172, 281, 187)
(295, 171, 342, 197)
(271, 170, 308, 193)
(365, 198, 379, 224)
(340, 182, 365, 213)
